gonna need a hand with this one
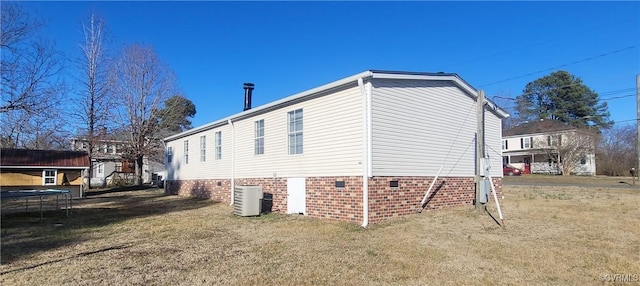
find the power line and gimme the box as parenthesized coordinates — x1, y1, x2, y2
(435, 38, 559, 71)
(479, 45, 638, 87)
(612, 118, 639, 124)
(491, 89, 636, 102)
(601, 94, 635, 101)
(599, 88, 636, 96)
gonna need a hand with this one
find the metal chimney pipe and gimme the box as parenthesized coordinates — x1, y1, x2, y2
(243, 83, 254, 111)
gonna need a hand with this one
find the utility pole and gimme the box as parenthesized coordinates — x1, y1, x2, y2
(475, 90, 485, 209)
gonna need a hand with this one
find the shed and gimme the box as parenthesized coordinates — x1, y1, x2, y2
(0, 149, 90, 198)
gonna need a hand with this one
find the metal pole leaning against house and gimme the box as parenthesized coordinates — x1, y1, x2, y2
(475, 90, 485, 209)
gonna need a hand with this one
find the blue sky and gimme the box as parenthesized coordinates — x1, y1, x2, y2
(23, 1, 640, 129)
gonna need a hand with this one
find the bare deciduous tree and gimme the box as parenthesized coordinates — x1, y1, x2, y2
(111, 44, 178, 185)
(73, 13, 113, 187)
(597, 124, 637, 176)
(1, 3, 66, 114)
(0, 2, 68, 148)
(490, 92, 517, 130)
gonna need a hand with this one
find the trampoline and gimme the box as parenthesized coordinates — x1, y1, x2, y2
(1, 189, 72, 221)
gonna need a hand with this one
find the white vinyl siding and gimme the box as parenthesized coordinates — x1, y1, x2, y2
(233, 84, 363, 178)
(255, 119, 264, 155)
(200, 136, 206, 162)
(165, 77, 507, 180)
(370, 79, 502, 177)
(215, 131, 222, 160)
(165, 125, 231, 180)
(288, 109, 303, 155)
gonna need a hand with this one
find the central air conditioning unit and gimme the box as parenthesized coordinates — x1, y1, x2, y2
(234, 186, 263, 216)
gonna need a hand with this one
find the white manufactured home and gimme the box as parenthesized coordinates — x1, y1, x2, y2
(163, 70, 508, 225)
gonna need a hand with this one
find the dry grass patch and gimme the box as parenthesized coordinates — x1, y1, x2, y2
(504, 174, 639, 188)
(1, 185, 639, 285)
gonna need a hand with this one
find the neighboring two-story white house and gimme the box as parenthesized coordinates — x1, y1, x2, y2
(163, 70, 509, 226)
(70, 138, 165, 186)
(502, 119, 596, 175)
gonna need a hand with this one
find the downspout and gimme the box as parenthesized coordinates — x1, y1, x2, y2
(228, 119, 235, 206)
(162, 140, 168, 195)
(358, 77, 370, 228)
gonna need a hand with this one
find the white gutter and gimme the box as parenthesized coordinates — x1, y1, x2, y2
(358, 77, 369, 228)
(228, 119, 235, 206)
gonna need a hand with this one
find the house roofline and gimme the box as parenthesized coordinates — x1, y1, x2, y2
(502, 128, 579, 139)
(0, 166, 89, 169)
(164, 70, 509, 142)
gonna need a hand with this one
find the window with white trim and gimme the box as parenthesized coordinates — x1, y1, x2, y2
(97, 163, 104, 176)
(255, 119, 264, 155)
(184, 140, 189, 164)
(167, 146, 173, 163)
(522, 137, 531, 149)
(288, 109, 303, 155)
(200, 135, 206, 162)
(43, 169, 57, 185)
(215, 131, 222, 160)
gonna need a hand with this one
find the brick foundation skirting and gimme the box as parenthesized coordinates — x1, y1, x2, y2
(368, 176, 502, 223)
(165, 179, 232, 202)
(165, 176, 502, 224)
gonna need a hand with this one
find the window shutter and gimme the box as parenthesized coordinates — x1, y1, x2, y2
(520, 138, 523, 149)
(530, 137, 533, 148)
(505, 140, 508, 149)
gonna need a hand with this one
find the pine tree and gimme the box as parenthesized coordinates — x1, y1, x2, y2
(515, 71, 612, 129)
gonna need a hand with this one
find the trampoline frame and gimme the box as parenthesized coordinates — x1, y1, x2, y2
(1, 189, 72, 221)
